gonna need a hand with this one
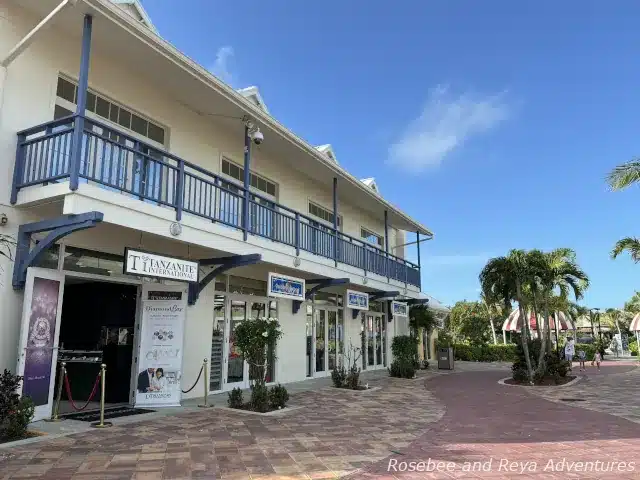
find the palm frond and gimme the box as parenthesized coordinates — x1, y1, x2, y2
(611, 237, 640, 262)
(607, 160, 640, 191)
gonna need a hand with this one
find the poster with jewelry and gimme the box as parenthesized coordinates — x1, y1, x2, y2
(134, 285, 187, 408)
(16, 268, 65, 421)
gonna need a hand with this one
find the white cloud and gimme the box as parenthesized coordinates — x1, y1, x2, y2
(388, 85, 509, 172)
(209, 46, 235, 86)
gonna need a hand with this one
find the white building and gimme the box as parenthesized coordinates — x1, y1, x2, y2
(0, 0, 447, 419)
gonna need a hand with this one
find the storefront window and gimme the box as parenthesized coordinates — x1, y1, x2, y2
(33, 243, 60, 269)
(229, 275, 267, 296)
(214, 274, 227, 292)
(210, 295, 225, 391)
(63, 246, 135, 279)
(313, 291, 337, 306)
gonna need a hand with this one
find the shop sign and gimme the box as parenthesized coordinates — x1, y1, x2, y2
(346, 289, 369, 310)
(392, 301, 408, 317)
(124, 248, 199, 283)
(268, 272, 305, 300)
(135, 286, 187, 408)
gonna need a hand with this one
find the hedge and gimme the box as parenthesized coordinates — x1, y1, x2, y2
(449, 344, 518, 362)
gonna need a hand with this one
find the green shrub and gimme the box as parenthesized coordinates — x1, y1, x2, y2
(331, 366, 347, 388)
(0, 369, 34, 441)
(630, 342, 638, 356)
(4, 397, 34, 440)
(227, 387, 244, 409)
(268, 384, 289, 409)
(250, 384, 269, 413)
(391, 335, 418, 363)
(345, 364, 361, 389)
(388, 360, 415, 379)
(451, 344, 518, 362)
(574, 343, 597, 360)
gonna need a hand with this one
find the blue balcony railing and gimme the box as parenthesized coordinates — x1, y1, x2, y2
(11, 114, 421, 287)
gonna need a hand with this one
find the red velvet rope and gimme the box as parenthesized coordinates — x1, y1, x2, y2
(63, 370, 102, 411)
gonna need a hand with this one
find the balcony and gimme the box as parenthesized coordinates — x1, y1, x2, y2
(10, 114, 421, 287)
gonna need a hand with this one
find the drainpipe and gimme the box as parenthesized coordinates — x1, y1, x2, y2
(1, 0, 78, 69)
(0, 0, 78, 156)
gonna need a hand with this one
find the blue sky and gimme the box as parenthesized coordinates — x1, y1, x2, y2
(140, 0, 640, 309)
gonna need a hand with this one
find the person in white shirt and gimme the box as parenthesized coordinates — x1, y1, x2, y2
(151, 368, 166, 392)
(564, 338, 575, 370)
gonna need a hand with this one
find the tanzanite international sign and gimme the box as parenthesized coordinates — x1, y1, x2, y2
(346, 289, 369, 310)
(268, 272, 305, 301)
(391, 301, 408, 317)
(124, 248, 199, 283)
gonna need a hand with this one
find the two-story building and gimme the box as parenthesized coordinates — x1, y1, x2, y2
(0, 0, 447, 420)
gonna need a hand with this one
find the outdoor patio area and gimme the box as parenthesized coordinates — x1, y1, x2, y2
(1, 361, 639, 479)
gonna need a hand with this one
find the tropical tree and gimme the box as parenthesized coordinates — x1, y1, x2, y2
(624, 291, 640, 314)
(607, 161, 640, 262)
(447, 301, 492, 345)
(532, 248, 589, 375)
(479, 250, 535, 381)
(611, 238, 640, 263)
(601, 308, 627, 337)
(481, 292, 503, 345)
(569, 303, 591, 338)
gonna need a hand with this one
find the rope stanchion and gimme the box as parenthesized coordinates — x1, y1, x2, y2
(181, 362, 204, 394)
(45, 362, 67, 422)
(198, 358, 213, 408)
(91, 364, 112, 428)
(63, 368, 102, 412)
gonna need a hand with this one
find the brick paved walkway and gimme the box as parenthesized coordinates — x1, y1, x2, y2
(1, 363, 639, 479)
(349, 363, 640, 479)
(0, 375, 444, 479)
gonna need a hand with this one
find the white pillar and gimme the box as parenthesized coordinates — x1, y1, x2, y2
(503, 330, 507, 344)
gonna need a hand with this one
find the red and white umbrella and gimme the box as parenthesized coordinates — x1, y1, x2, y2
(502, 309, 574, 332)
(630, 313, 640, 332)
(502, 309, 540, 332)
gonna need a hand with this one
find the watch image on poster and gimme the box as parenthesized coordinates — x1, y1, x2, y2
(22, 277, 61, 406)
(135, 290, 186, 407)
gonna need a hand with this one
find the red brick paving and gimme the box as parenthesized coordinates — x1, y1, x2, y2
(350, 366, 640, 479)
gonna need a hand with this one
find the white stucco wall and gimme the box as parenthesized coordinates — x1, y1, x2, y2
(0, 2, 407, 257)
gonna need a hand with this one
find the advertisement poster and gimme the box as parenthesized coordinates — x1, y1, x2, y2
(22, 277, 61, 406)
(135, 288, 187, 407)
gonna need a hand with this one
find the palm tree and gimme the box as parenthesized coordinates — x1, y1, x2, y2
(602, 308, 626, 337)
(569, 303, 591, 338)
(624, 291, 640, 313)
(533, 249, 589, 374)
(607, 161, 640, 262)
(607, 159, 640, 190)
(611, 238, 640, 263)
(479, 250, 535, 381)
(481, 292, 502, 345)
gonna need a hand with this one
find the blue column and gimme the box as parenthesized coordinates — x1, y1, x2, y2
(242, 125, 251, 241)
(384, 209, 389, 279)
(69, 15, 93, 191)
(416, 230, 422, 290)
(333, 177, 338, 264)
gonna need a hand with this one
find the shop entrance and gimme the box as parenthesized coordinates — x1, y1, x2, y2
(54, 277, 139, 415)
(361, 312, 386, 370)
(210, 293, 277, 392)
(306, 306, 344, 378)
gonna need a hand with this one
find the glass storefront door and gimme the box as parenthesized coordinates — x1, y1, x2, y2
(223, 295, 277, 391)
(226, 299, 248, 389)
(312, 306, 343, 377)
(362, 312, 385, 370)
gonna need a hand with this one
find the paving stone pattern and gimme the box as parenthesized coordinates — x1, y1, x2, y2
(0, 374, 444, 479)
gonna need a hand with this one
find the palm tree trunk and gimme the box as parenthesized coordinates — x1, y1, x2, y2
(534, 296, 547, 377)
(516, 283, 533, 382)
(490, 318, 497, 345)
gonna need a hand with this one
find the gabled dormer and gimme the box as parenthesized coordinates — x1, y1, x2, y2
(237, 86, 269, 114)
(315, 144, 339, 164)
(111, 0, 158, 33)
(360, 177, 379, 194)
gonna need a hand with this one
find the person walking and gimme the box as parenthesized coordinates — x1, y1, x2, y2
(564, 337, 575, 371)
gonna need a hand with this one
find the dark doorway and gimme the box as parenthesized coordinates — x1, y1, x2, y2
(55, 280, 138, 413)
